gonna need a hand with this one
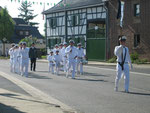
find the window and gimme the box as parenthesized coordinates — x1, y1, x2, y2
(25, 31, 29, 35)
(134, 34, 140, 47)
(71, 15, 80, 26)
(134, 4, 140, 17)
(50, 18, 57, 29)
(19, 31, 23, 35)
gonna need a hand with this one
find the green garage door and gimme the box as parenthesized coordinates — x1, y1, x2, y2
(86, 39, 105, 60)
(86, 21, 106, 61)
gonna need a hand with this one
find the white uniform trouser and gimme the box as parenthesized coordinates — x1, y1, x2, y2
(13, 58, 18, 73)
(18, 57, 21, 74)
(63, 57, 67, 72)
(67, 59, 76, 78)
(55, 62, 60, 75)
(76, 58, 83, 74)
(10, 58, 13, 72)
(21, 59, 29, 77)
(115, 63, 130, 91)
(48, 63, 54, 74)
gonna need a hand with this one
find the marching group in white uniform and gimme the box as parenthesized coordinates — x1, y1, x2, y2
(9, 40, 86, 79)
(8, 36, 132, 93)
(47, 40, 86, 79)
(9, 42, 29, 77)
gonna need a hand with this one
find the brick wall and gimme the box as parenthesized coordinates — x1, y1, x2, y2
(107, 0, 150, 61)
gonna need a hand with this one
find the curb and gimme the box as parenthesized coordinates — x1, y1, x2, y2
(37, 59, 150, 68)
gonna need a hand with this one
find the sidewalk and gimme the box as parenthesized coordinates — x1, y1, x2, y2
(37, 59, 150, 68)
(0, 88, 64, 113)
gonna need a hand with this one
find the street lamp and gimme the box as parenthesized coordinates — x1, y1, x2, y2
(2, 37, 7, 56)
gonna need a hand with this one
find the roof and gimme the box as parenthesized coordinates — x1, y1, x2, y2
(43, 0, 104, 14)
(13, 18, 28, 25)
(10, 18, 43, 43)
(15, 25, 43, 39)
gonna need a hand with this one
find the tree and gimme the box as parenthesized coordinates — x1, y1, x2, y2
(18, 1, 38, 26)
(0, 7, 15, 42)
(19, 36, 37, 47)
(0, 7, 15, 56)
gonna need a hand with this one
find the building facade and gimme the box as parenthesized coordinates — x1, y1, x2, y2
(108, 0, 150, 61)
(44, 0, 150, 61)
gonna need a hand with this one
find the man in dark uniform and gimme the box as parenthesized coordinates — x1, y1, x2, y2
(29, 43, 37, 71)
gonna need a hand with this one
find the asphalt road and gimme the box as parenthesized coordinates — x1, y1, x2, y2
(0, 59, 150, 113)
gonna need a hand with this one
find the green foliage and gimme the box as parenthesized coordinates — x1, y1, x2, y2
(19, 36, 37, 47)
(0, 7, 15, 42)
(133, 59, 148, 64)
(18, 1, 38, 26)
(0, 56, 9, 59)
(107, 56, 117, 63)
(40, 48, 47, 55)
(130, 52, 139, 62)
(130, 52, 148, 64)
(41, 55, 47, 59)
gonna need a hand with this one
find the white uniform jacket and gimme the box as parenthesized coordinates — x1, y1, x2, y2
(114, 45, 132, 66)
(65, 46, 78, 61)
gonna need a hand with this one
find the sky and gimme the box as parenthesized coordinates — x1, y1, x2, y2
(0, 0, 61, 35)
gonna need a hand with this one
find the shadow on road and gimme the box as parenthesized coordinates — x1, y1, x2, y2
(0, 93, 59, 107)
(84, 72, 110, 77)
(0, 103, 25, 113)
(35, 70, 49, 73)
(129, 92, 150, 96)
(28, 73, 52, 79)
(75, 78, 108, 82)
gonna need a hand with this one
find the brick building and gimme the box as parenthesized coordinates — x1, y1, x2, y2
(108, 0, 150, 61)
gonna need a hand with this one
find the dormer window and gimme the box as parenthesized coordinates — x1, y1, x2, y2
(25, 31, 29, 35)
(20, 31, 23, 35)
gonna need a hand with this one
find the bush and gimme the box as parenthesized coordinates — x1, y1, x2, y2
(134, 58, 148, 64)
(130, 52, 139, 63)
(40, 48, 47, 55)
(0, 56, 9, 59)
(107, 56, 117, 63)
(41, 55, 47, 59)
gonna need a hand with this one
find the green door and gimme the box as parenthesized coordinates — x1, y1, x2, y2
(86, 21, 106, 61)
(86, 39, 105, 60)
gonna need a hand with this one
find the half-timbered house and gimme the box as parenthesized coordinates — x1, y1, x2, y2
(44, 0, 108, 60)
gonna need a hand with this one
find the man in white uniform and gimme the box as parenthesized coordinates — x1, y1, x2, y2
(47, 51, 54, 74)
(20, 42, 29, 77)
(13, 45, 19, 73)
(53, 50, 61, 75)
(114, 36, 133, 93)
(61, 42, 68, 72)
(9, 43, 15, 72)
(65, 40, 78, 79)
(76, 43, 85, 75)
(53, 44, 59, 55)
(17, 42, 23, 75)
